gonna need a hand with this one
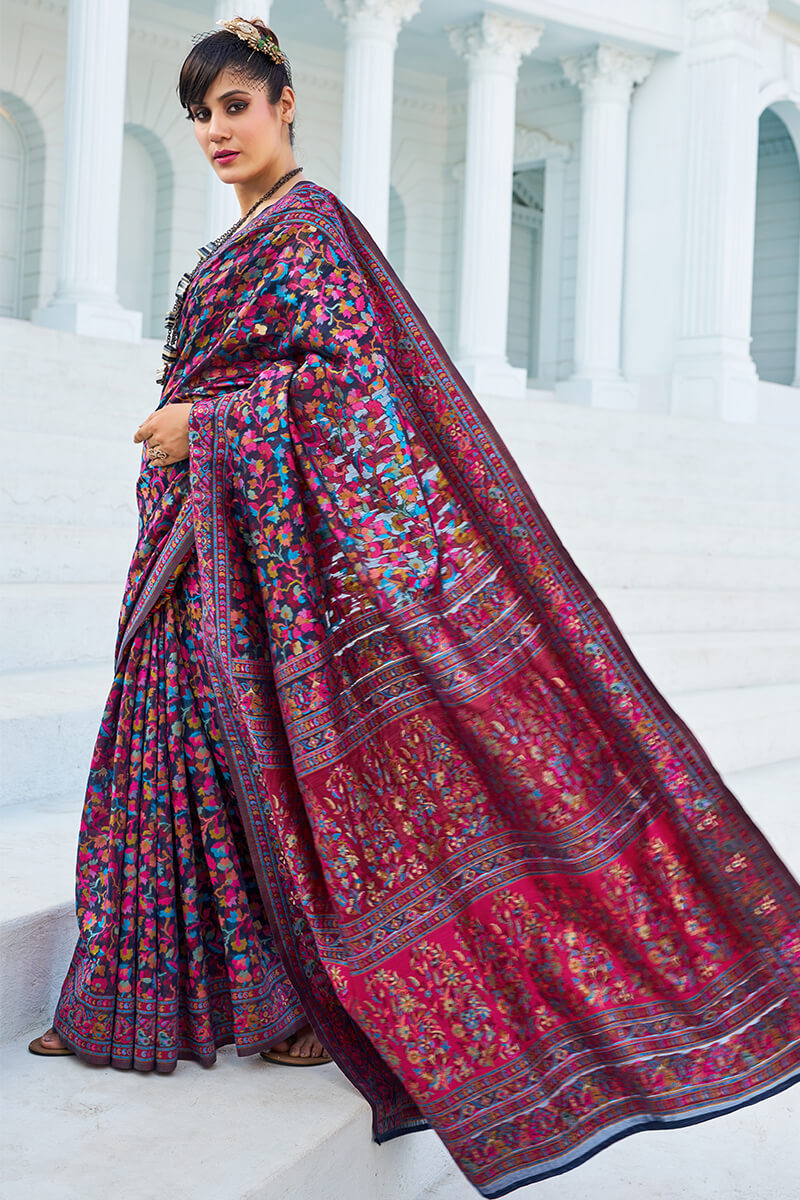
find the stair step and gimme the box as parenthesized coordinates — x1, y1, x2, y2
(0, 472, 139, 527)
(571, 548, 800, 590)
(2, 524, 134, 584)
(597, 585, 800, 633)
(0, 663, 111, 808)
(0, 584, 123, 671)
(0, 1032, 451, 1200)
(518, 388, 800, 450)
(0, 430, 143, 482)
(557, 518, 800, 558)
(631, 630, 800, 692)
(668, 683, 800, 772)
(533, 484, 800, 529)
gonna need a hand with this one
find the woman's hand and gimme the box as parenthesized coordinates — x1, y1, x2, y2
(133, 403, 192, 467)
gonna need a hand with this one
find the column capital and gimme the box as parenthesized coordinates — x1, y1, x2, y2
(686, 0, 768, 44)
(448, 13, 543, 76)
(561, 45, 654, 104)
(325, 0, 421, 40)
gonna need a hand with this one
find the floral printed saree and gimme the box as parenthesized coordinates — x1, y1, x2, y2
(54, 179, 800, 1197)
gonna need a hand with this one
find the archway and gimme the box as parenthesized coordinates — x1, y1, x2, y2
(508, 168, 543, 381)
(750, 105, 800, 386)
(0, 92, 45, 320)
(119, 125, 174, 338)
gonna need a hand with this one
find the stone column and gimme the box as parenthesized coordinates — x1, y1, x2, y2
(557, 45, 653, 410)
(206, 1, 273, 239)
(33, 0, 141, 340)
(449, 13, 542, 399)
(672, 0, 768, 422)
(325, 0, 421, 251)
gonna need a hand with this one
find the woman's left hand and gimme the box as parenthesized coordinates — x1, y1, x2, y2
(134, 403, 193, 467)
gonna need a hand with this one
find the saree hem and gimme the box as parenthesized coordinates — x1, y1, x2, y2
(478, 1066, 800, 1198)
(52, 1009, 311, 1074)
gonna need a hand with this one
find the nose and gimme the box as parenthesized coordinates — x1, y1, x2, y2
(208, 111, 229, 143)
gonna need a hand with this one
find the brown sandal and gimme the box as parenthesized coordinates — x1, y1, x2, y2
(260, 1030, 332, 1067)
(28, 1029, 75, 1057)
(260, 1047, 332, 1066)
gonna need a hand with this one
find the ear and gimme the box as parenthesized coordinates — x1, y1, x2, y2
(280, 85, 296, 124)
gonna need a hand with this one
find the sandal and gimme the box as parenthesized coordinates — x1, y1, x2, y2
(260, 1030, 332, 1067)
(260, 1047, 332, 1066)
(28, 1029, 75, 1057)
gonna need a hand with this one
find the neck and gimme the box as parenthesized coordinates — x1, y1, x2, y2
(234, 154, 302, 218)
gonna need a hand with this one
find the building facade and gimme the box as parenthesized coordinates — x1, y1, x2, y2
(2, 0, 799, 423)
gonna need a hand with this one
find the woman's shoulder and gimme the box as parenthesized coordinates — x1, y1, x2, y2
(269, 179, 353, 252)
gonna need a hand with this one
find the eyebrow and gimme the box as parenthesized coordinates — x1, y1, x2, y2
(192, 89, 251, 108)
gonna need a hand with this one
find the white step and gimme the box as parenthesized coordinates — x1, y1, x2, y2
(0, 1034, 451, 1200)
(571, 548, 800, 590)
(0, 663, 110, 807)
(0, 584, 123, 670)
(557, 517, 800, 558)
(0, 430, 143, 484)
(596, 585, 800, 634)
(2, 524, 134, 584)
(669, 684, 800, 772)
(512, 451, 798, 503)
(0, 471, 139, 527)
(629, 630, 800, 692)
(533, 484, 800, 530)
(516, 389, 800, 453)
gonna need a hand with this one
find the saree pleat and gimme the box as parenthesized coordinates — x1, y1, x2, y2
(54, 552, 307, 1072)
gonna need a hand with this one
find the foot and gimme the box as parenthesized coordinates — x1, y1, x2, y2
(39, 1028, 67, 1051)
(270, 1023, 326, 1059)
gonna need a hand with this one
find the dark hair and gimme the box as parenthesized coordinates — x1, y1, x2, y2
(178, 20, 295, 145)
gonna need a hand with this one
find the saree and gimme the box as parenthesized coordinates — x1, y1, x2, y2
(57, 178, 799, 1195)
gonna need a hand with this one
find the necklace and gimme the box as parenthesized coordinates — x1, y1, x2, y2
(156, 165, 304, 385)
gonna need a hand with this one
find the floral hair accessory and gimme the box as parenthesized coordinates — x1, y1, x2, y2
(216, 17, 288, 66)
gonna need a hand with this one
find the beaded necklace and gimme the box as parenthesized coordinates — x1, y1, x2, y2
(156, 166, 304, 385)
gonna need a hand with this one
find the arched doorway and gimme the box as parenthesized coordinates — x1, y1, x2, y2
(750, 106, 800, 386)
(508, 168, 543, 382)
(118, 125, 174, 338)
(0, 105, 25, 318)
(0, 92, 45, 320)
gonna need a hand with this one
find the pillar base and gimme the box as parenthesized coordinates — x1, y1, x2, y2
(555, 375, 638, 411)
(456, 356, 527, 400)
(671, 353, 759, 423)
(32, 298, 142, 342)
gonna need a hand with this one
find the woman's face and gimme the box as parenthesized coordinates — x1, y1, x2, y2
(189, 67, 294, 182)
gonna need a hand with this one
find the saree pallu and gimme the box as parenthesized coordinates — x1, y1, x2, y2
(53, 465, 308, 1071)
(60, 178, 799, 1192)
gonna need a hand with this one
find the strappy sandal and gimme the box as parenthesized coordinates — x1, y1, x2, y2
(260, 1032, 332, 1067)
(28, 1029, 75, 1057)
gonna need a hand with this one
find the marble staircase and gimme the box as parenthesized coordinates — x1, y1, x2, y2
(1, 314, 799, 1199)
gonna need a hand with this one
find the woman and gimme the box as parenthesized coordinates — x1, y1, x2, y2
(30, 16, 800, 1198)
